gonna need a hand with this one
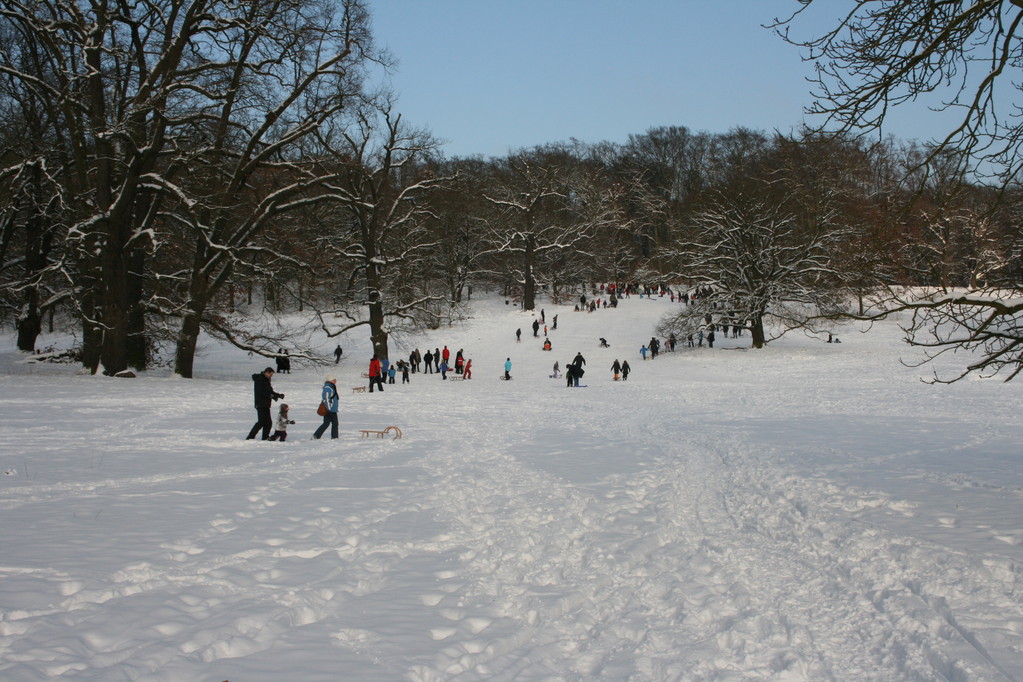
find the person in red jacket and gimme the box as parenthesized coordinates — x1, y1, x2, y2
(368, 356, 385, 393)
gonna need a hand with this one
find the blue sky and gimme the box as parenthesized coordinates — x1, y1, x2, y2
(368, 1, 945, 159)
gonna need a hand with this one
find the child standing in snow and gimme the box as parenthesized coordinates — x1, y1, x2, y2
(269, 404, 295, 441)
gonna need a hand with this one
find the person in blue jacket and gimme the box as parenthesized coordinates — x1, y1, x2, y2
(504, 358, 512, 380)
(313, 375, 339, 440)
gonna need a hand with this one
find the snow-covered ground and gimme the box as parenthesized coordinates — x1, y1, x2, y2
(2, 293, 1022, 681)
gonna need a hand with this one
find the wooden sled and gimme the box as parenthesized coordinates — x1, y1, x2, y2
(359, 425, 403, 440)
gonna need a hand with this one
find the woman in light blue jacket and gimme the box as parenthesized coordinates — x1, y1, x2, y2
(313, 376, 339, 439)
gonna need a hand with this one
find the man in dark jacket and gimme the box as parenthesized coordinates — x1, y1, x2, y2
(246, 367, 283, 440)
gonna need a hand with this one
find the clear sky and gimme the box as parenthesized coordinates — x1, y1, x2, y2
(367, 1, 945, 159)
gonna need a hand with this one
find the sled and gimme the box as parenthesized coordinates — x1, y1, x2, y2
(351, 386, 366, 393)
(359, 425, 403, 440)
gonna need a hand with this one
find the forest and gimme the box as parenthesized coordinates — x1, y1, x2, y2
(2, 0, 1022, 381)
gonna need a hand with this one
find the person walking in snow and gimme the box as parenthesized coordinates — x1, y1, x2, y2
(246, 367, 283, 440)
(423, 349, 433, 374)
(566, 360, 583, 387)
(504, 358, 512, 380)
(532, 319, 540, 337)
(552, 361, 560, 378)
(463, 359, 473, 379)
(621, 360, 631, 381)
(573, 351, 586, 369)
(274, 349, 291, 373)
(640, 345, 648, 360)
(516, 328, 522, 342)
(611, 359, 621, 380)
(368, 356, 384, 392)
(313, 375, 339, 440)
(269, 403, 295, 441)
(333, 345, 343, 364)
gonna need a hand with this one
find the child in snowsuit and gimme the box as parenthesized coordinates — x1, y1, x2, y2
(269, 404, 295, 441)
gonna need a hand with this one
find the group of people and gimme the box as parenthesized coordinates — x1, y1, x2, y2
(563, 351, 586, 387)
(247, 287, 658, 441)
(402, 346, 472, 378)
(274, 349, 291, 373)
(245, 366, 340, 441)
(362, 346, 475, 391)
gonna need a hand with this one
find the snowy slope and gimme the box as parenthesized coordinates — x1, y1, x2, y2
(1, 293, 1022, 681)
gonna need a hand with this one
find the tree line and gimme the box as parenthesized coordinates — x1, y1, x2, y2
(2, 0, 1022, 381)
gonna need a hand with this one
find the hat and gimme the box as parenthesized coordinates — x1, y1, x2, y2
(326, 375, 336, 383)
(264, 366, 275, 373)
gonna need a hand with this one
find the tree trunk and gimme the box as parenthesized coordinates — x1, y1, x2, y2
(175, 305, 203, 378)
(522, 234, 536, 311)
(15, 197, 49, 352)
(16, 301, 42, 352)
(750, 314, 766, 349)
(97, 217, 134, 375)
(174, 257, 212, 378)
(367, 263, 389, 362)
(126, 245, 148, 369)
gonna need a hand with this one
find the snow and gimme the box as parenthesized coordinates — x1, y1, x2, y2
(2, 294, 1022, 681)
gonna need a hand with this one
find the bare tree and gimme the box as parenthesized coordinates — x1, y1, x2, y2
(424, 157, 493, 306)
(775, 1, 1023, 381)
(316, 100, 452, 362)
(165, 0, 381, 377)
(659, 191, 852, 348)
(0, 0, 385, 376)
(863, 291, 1023, 382)
(481, 147, 622, 310)
(774, 0, 1023, 183)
